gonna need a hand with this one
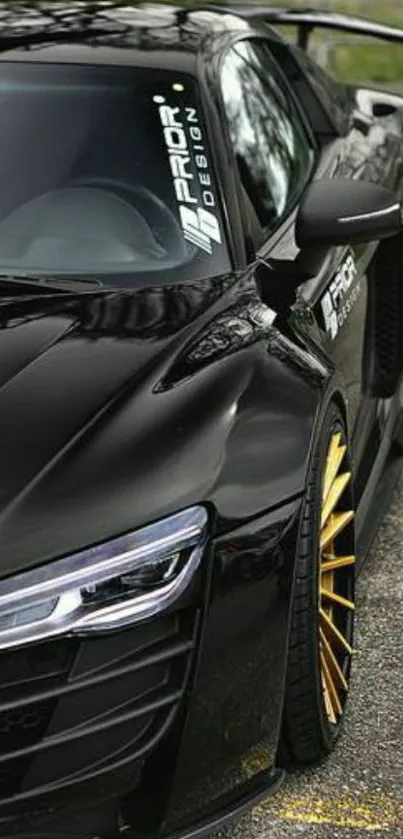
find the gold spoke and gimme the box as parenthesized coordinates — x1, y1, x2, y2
(321, 472, 351, 528)
(320, 588, 355, 611)
(321, 555, 356, 573)
(320, 649, 342, 717)
(320, 510, 354, 551)
(322, 433, 346, 503)
(321, 672, 337, 724)
(320, 628, 349, 692)
(319, 430, 354, 726)
(320, 608, 353, 655)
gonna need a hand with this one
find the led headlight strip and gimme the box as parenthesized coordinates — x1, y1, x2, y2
(0, 506, 208, 651)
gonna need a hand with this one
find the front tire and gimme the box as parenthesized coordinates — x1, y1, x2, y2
(279, 403, 355, 766)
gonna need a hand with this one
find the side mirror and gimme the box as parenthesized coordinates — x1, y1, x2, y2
(296, 177, 403, 249)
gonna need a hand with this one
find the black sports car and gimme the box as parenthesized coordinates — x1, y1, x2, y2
(1, 2, 403, 838)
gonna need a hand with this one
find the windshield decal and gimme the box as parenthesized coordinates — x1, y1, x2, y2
(154, 95, 222, 254)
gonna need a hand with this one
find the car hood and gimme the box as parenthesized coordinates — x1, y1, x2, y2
(0, 273, 321, 580)
(0, 276, 254, 577)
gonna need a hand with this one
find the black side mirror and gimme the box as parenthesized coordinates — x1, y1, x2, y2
(296, 177, 403, 249)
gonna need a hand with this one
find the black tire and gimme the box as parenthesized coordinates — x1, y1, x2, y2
(279, 403, 355, 766)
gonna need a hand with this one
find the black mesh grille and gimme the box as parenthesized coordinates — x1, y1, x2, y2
(375, 276, 399, 377)
(0, 699, 54, 738)
(371, 234, 403, 398)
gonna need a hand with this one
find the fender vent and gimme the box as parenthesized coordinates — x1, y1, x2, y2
(370, 234, 403, 398)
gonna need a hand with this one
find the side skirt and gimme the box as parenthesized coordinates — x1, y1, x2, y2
(356, 445, 403, 566)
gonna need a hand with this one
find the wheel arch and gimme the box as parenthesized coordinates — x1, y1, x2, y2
(304, 385, 350, 491)
(278, 396, 355, 766)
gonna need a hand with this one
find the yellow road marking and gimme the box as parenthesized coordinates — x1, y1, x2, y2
(254, 789, 403, 831)
(241, 743, 272, 780)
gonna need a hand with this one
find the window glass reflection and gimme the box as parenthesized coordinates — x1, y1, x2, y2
(221, 40, 314, 232)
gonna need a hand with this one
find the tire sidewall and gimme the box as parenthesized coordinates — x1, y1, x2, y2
(308, 406, 351, 751)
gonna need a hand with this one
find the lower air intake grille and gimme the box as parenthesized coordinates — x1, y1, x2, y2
(0, 609, 197, 813)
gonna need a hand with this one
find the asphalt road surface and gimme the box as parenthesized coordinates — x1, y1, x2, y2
(213, 468, 403, 839)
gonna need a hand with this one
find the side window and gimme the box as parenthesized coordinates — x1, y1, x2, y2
(292, 46, 355, 135)
(220, 39, 315, 238)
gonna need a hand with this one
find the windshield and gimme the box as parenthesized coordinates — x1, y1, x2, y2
(0, 62, 230, 287)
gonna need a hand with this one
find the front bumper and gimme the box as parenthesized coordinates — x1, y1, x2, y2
(0, 601, 199, 835)
(3, 766, 284, 839)
(0, 496, 301, 838)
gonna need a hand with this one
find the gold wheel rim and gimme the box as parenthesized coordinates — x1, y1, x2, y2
(319, 431, 355, 725)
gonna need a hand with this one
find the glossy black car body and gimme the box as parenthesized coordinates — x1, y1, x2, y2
(0, 3, 403, 838)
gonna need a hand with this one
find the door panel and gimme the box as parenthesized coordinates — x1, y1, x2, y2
(259, 137, 377, 463)
(264, 114, 400, 469)
(312, 246, 374, 446)
(220, 36, 399, 477)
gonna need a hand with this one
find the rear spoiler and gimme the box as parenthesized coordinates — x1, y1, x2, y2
(208, 6, 403, 50)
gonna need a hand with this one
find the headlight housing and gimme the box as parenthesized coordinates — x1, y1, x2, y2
(0, 506, 207, 651)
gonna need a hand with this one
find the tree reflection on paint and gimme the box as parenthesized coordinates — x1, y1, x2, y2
(221, 40, 314, 232)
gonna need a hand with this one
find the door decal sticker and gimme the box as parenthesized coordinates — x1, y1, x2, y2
(320, 251, 360, 340)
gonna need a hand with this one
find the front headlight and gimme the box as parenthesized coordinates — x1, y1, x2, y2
(0, 506, 207, 651)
